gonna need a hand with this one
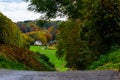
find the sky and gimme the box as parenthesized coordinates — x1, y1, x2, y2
(0, 0, 42, 22)
(0, 0, 67, 22)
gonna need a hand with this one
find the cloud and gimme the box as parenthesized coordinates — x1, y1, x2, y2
(0, 0, 67, 22)
(0, 1, 40, 22)
(0, 0, 22, 2)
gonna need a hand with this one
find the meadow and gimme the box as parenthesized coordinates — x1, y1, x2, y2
(30, 46, 69, 71)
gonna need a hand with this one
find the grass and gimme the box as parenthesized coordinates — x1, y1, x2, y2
(0, 54, 27, 70)
(88, 49, 120, 71)
(30, 46, 68, 71)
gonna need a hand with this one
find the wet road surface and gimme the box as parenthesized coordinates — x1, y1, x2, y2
(0, 69, 119, 80)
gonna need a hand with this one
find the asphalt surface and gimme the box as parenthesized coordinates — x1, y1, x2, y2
(0, 69, 119, 80)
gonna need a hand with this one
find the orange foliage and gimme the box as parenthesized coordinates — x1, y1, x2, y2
(44, 33, 52, 41)
(48, 26, 54, 33)
(26, 31, 51, 44)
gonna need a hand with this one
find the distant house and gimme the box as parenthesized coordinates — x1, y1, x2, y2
(34, 40, 42, 46)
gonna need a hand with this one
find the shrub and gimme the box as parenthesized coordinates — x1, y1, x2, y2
(88, 48, 120, 71)
(0, 55, 27, 70)
(34, 52, 55, 70)
(22, 33, 35, 45)
(57, 20, 91, 69)
(0, 12, 29, 48)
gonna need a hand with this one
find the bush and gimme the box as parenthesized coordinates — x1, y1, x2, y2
(34, 52, 55, 70)
(57, 19, 92, 69)
(88, 48, 120, 71)
(22, 33, 35, 45)
(0, 12, 29, 48)
(0, 55, 27, 70)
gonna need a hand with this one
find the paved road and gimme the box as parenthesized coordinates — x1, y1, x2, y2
(0, 69, 119, 80)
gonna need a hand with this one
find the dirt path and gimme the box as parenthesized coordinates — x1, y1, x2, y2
(0, 69, 119, 80)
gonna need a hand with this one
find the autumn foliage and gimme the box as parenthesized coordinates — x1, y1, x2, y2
(0, 12, 29, 48)
(26, 31, 52, 44)
(0, 44, 55, 71)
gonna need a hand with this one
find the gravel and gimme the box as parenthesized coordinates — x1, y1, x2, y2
(0, 69, 119, 80)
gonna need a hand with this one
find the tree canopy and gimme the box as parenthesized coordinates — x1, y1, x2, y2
(58, 0, 120, 69)
(24, 0, 86, 19)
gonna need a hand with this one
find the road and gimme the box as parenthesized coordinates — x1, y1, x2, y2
(0, 69, 119, 80)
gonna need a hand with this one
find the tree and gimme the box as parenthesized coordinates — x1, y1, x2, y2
(36, 19, 47, 28)
(57, 20, 87, 69)
(87, 0, 120, 54)
(24, 0, 84, 19)
(59, 0, 120, 69)
(79, 0, 120, 69)
(25, 0, 120, 69)
(97, 0, 120, 46)
(26, 31, 52, 45)
(0, 12, 30, 48)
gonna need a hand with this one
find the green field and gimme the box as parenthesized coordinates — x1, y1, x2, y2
(30, 46, 69, 71)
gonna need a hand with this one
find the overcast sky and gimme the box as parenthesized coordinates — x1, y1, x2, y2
(0, 0, 42, 22)
(0, 0, 67, 22)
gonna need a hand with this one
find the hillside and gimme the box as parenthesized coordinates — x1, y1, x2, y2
(88, 48, 120, 71)
(0, 12, 29, 48)
(0, 12, 55, 71)
(0, 44, 55, 71)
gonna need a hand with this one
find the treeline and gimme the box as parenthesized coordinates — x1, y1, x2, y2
(16, 20, 60, 45)
(16, 20, 60, 33)
(16, 20, 40, 33)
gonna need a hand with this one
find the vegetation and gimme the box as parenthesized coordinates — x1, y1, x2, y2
(0, 55, 27, 70)
(17, 20, 59, 45)
(0, 44, 55, 71)
(57, 20, 86, 69)
(26, 31, 52, 45)
(26, 0, 120, 70)
(16, 21, 40, 33)
(36, 19, 47, 28)
(24, 0, 84, 19)
(0, 12, 29, 48)
(88, 46, 120, 71)
(0, 12, 55, 71)
(30, 46, 68, 71)
(0, 0, 120, 71)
